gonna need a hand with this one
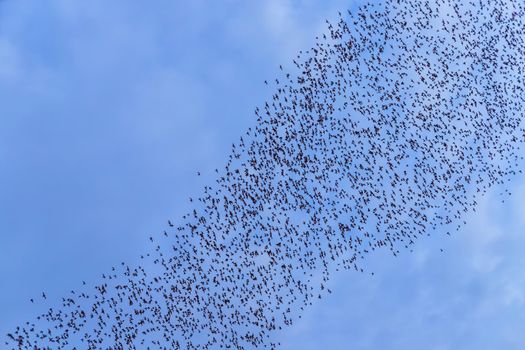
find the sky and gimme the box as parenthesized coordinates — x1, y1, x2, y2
(1, 0, 525, 349)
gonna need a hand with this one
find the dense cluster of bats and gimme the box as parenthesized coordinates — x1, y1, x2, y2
(6, 0, 525, 348)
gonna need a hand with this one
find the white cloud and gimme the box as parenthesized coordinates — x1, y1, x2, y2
(263, 0, 293, 36)
(0, 38, 20, 81)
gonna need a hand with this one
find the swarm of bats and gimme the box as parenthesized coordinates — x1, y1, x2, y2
(6, 0, 525, 348)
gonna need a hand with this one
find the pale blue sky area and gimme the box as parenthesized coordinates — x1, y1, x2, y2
(1, 1, 525, 349)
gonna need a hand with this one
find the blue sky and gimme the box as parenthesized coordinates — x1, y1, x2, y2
(1, 1, 525, 349)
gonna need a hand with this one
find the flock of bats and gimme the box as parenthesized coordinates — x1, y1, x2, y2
(5, 0, 525, 348)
